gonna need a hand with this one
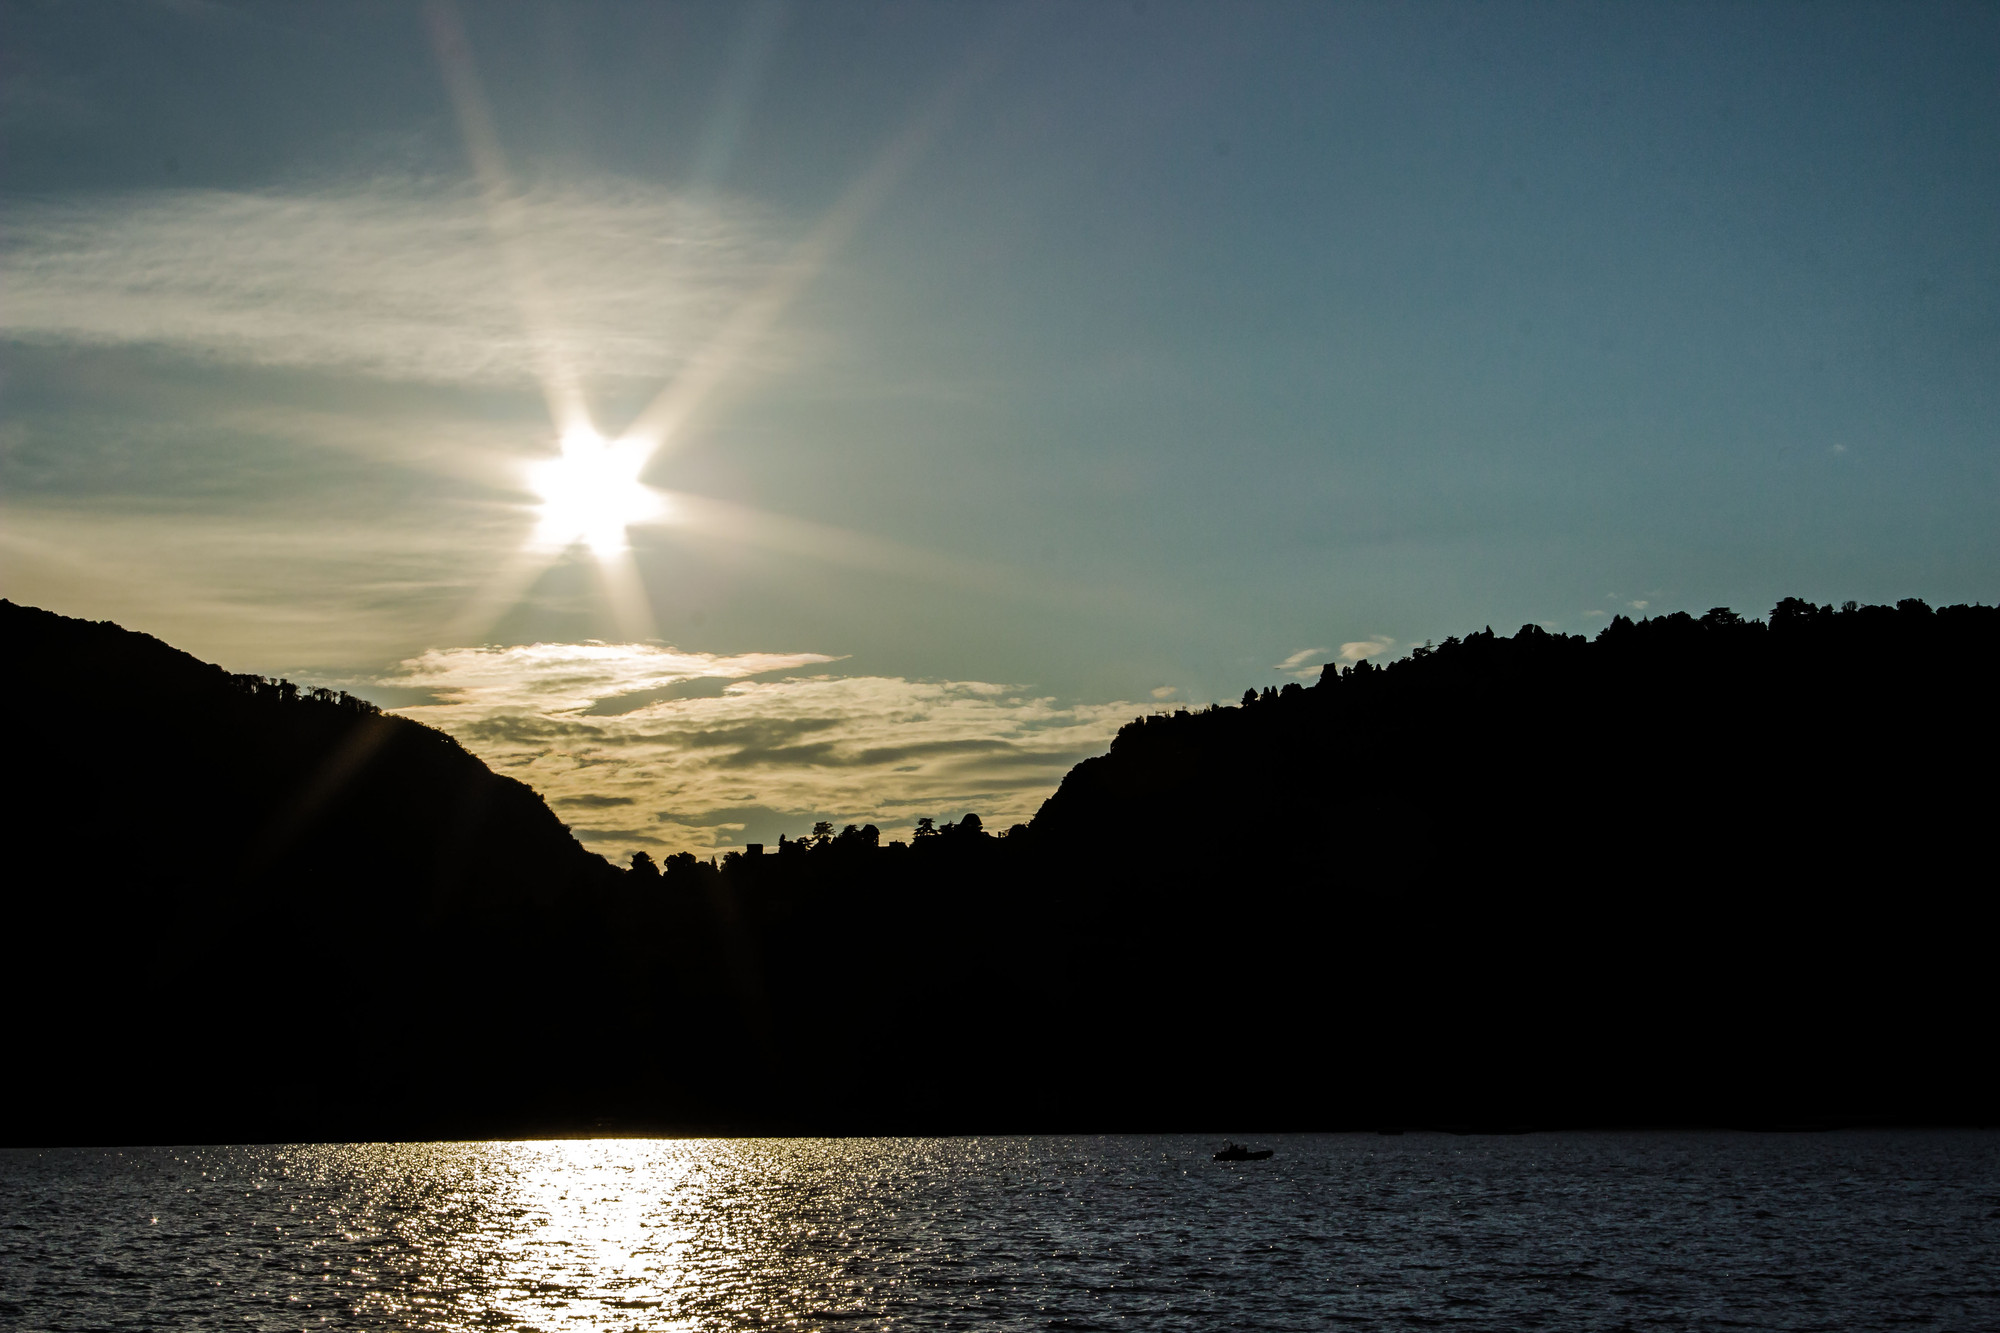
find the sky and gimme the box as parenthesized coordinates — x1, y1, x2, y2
(4, 1, 1997, 860)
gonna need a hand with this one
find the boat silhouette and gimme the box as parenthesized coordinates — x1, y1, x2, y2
(1212, 1141, 1273, 1161)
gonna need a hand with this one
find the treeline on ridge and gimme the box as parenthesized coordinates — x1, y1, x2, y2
(600, 596, 1999, 1135)
(2, 596, 1994, 1142)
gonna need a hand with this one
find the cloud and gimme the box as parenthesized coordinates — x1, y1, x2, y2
(1274, 646, 1332, 679)
(564, 826, 666, 844)
(1149, 685, 1178, 700)
(382, 643, 1140, 860)
(385, 641, 842, 712)
(0, 180, 781, 386)
(654, 805, 791, 829)
(1338, 637, 1393, 663)
(0, 503, 541, 674)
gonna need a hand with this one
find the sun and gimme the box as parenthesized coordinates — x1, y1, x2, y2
(527, 428, 665, 557)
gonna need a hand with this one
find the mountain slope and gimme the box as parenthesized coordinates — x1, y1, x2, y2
(0, 601, 705, 1144)
(1033, 598, 1999, 868)
(2, 599, 604, 905)
(727, 598, 2000, 1129)
(1004, 598, 2000, 1126)
(3, 597, 1992, 1140)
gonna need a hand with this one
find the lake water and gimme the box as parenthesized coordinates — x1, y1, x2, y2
(2, 1132, 1995, 1330)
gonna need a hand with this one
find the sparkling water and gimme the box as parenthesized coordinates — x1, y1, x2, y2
(3, 1132, 1995, 1330)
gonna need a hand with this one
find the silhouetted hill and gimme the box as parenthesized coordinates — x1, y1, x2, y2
(2, 599, 601, 903)
(1005, 598, 1999, 1128)
(3, 596, 1994, 1143)
(1033, 598, 1998, 868)
(0, 601, 708, 1143)
(700, 598, 1998, 1131)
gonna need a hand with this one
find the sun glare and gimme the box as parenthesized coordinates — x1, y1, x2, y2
(528, 429, 665, 557)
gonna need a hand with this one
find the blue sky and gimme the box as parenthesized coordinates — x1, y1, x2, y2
(4, 1, 1996, 856)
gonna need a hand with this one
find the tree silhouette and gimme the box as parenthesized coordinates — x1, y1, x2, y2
(4, 592, 1995, 1142)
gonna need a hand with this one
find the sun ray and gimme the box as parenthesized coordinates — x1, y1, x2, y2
(687, 0, 789, 195)
(652, 489, 1162, 621)
(425, 0, 594, 442)
(655, 490, 1019, 600)
(595, 545, 661, 645)
(427, 0, 666, 641)
(423, 3, 1024, 646)
(618, 14, 1019, 461)
(437, 544, 567, 647)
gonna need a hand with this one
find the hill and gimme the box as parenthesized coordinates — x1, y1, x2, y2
(2, 596, 1994, 1141)
(1006, 598, 2000, 1126)
(1040, 596, 1997, 862)
(679, 598, 2000, 1130)
(0, 601, 719, 1143)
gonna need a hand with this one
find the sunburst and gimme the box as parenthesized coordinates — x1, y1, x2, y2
(427, 0, 1008, 640)
(526, 428, 664, 557)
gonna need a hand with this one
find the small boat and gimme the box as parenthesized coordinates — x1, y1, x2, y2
(1213, 1141, 1273, 1161)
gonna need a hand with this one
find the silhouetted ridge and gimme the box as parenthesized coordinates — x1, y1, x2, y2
(0, 601, 698, 1144)
(0, 599, 596, 902)
(663, 597, 1998, 1132)
(1032, 596, 1998, 859)
(3, 596, 1993, 1142)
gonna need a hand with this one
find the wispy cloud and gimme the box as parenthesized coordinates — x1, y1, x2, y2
(388, 641, 841, 711)
(1337, 637, 1393, 663)
(1274, 646, 1331, 679)
(381, 642, 1139, 859)
(0, 180, 781, 386)
(0, 504, 532, 672)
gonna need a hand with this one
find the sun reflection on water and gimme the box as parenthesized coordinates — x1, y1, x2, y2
(16, 1136, 1990, 1331)
(219, 1138, 946, 1329)
(458, 1140, 714, 1330)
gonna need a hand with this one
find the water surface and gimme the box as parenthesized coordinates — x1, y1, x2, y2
(3, 1132, 1995, 1330)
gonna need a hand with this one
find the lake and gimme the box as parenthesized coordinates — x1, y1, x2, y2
(3, 1132, 1995, 1330)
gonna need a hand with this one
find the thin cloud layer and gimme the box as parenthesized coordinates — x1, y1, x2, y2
(1338, 637, 1393, 663)
(388, 642, 841, 711)
(1, 180, 779, 385)
(382, 642, 1139, 860)
(1274, 647, 1331, 679)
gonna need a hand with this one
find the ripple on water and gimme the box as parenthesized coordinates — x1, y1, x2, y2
(0, 1132, 1996, 1330)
